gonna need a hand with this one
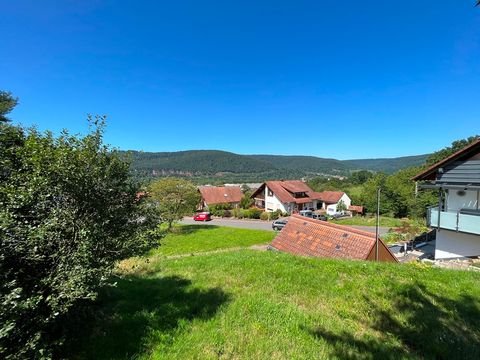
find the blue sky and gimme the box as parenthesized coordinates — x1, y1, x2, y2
(2, 1, 479, 159)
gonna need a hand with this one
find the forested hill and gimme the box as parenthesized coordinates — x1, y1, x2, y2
(122, 150, 429, 182)
(344, 154, 429, 173)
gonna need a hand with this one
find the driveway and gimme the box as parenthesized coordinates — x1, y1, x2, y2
(181, 217, 272, 231)
(181, 217, 390, 235)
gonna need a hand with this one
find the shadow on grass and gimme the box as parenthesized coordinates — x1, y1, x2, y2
(305, 281, 480, 359)
(63, 275, 229, 359)
(172, 224, 220, 235)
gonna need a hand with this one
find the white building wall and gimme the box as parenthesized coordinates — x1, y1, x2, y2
(340, 193, 352, 209)
(446, 190, 479, 211)
(326, 194, 352, 215)
(265, 185, 287, 213)
(435, 229, 480, 259)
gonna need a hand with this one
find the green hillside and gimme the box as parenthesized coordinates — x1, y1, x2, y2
(344, 154, 429, 173)
(251, 154, 349, 173)
(124, 150, 430, 182)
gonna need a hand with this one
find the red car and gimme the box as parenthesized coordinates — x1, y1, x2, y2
(193, 212, 212, 221)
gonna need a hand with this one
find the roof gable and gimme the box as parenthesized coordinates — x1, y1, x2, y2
(413, 138, 480, 181)
(271, 215, 397, 262)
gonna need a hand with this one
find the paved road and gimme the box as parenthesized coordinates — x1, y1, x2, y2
(181, 217, 390, 235)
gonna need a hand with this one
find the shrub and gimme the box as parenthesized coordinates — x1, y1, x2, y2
(0, 118, 159, 358)
(244, 208, 262, 219)
(209, 203, 233, 217)
(260, 212, 270, 221)
(223, 210, 232, 218)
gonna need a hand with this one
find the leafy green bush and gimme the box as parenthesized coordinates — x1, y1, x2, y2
(209, 203, 233, 217)
(223, 210, 232, 218)
(243, 208, 262, 219)
(260, 212, 270, 220)
(0, 118, 159, 358)
(232, 208, 243, 219)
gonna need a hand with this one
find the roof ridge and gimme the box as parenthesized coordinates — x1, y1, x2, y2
(290, 214, 376, 239)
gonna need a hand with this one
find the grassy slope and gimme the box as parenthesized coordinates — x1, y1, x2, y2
(71, 227, 480, 360)
(331, 216, 406, 227)
(154, 225, 275, 256)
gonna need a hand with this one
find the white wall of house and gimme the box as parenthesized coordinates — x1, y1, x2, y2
(446, 190, 479, 211)
(325, 194, 352, 215)
(435, 229, 480, 259)
(265, 185, 287, 213)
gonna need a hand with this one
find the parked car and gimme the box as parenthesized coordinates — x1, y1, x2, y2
(193, 212, 212, 221)
(299, 209, 313, 218)
(272, 219, 288, 231)
(330, 212, 346, 219)
(312, 214, 327, 221)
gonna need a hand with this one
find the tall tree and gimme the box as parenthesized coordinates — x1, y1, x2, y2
(148, 178, 200, 229)
(1, 113, 159, 358)
(0, 91, 18, 122)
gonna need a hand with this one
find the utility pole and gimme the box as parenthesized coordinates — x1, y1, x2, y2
(375, 188, 381, 261)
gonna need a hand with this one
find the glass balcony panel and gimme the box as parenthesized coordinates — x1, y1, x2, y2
(428, 208, 480, 235)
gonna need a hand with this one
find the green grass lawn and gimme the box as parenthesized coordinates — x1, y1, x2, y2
(68, 226, 480, 359)
(153, 225, 275, 256)
(331, 216, 410, 228)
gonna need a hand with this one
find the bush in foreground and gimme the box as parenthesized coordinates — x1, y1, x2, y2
(0, 117, 159, 358)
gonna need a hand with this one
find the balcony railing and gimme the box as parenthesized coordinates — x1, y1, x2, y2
(428, 207, 480, 235)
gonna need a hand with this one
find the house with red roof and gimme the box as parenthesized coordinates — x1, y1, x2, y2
(413, 138, 480, 259)
(198, 186, 243, 209)
(271, 214, 397, 262)
(250, 180, 351, 215)
(319, 191, 352, 216)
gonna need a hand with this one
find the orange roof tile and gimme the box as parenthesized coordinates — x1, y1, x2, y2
(271, 215, 397, 262)
(348, 205, 364, 213)
(316, 191, 345, 204)
(199, 186, 243, 205)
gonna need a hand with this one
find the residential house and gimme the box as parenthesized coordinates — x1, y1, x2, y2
(198, 186, 243, 210)
(319, 191, 352, 216)
(413, 138, 480, 259)
(271, 215, 397, 262)
(251, 180, 351, 215)
(251, 180, 323, 214)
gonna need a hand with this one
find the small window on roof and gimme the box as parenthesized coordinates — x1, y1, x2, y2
(335, 244, 341, 250)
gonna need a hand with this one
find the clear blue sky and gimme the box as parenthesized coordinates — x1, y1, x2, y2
(2, 1, 479, 159)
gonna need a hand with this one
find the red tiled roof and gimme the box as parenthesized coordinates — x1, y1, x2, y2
(199, 186, 243, 205)
(271, 215, 397, 262)
(250, 181, 348, 205)
(279, 180, 312, 193)
(316, 191, 345, 204)
(251, 180, 323, 204)
(264, 181, 297, 203)
(413, 137, 480, 181)
(348, 205, 364, 213)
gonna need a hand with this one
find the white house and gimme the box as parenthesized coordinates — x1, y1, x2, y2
(250, 180, 351, 215)
(413, 138, 480, 260)
(319, 191, 352, 215)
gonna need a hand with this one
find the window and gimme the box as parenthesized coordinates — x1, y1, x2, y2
(268, 190, 273, 197)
